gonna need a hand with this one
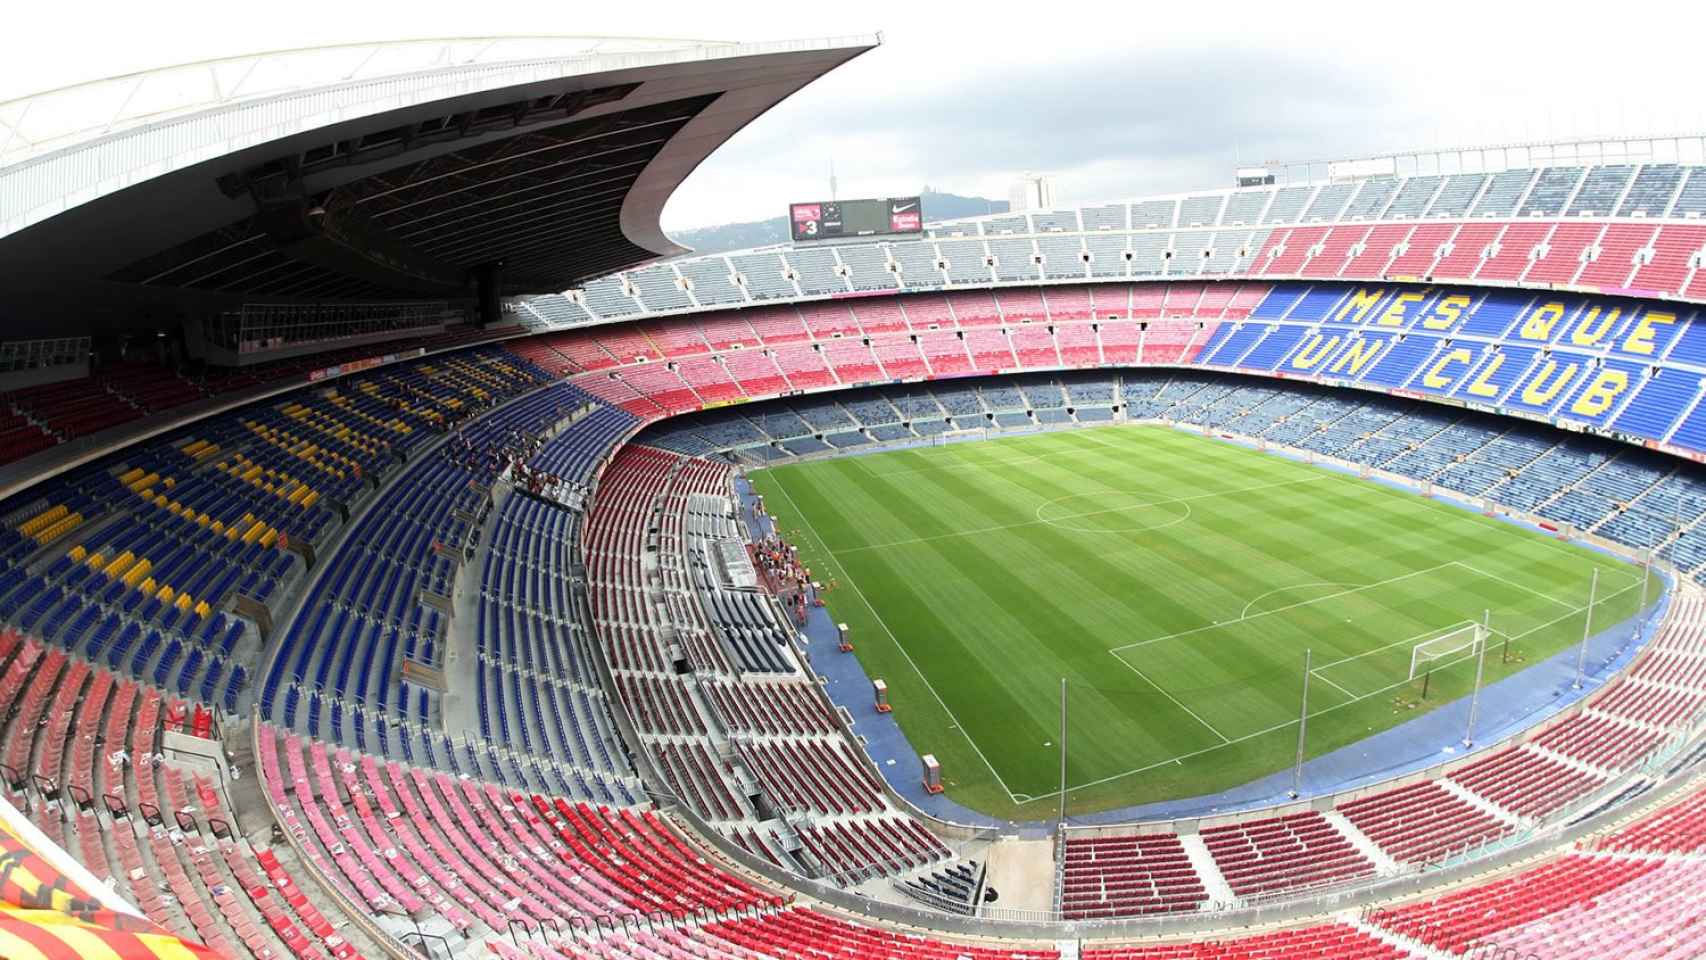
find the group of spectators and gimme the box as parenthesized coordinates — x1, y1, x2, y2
(440, 423, 589, 508)
(752, 531, 818, 624)
(512, 460, 587, 509)
(441, 428, 515, 480)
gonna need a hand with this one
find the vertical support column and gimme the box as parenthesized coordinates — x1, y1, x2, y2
(1574, 568, 1600, 689)
(1290, 648, 1311, 799)
(1464, 609, 1490, 747)
(1636, 546, 1654, 638)
(473, 261, 505, 328)
(1057, 677, 1069, 828)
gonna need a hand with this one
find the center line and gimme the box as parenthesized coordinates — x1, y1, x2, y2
(837, 474, 1329, 554)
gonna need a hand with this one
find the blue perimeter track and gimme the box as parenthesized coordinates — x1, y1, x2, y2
(731, 425, 1666, 834)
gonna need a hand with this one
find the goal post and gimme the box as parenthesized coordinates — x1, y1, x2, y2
(1409, 621, 1485, 682)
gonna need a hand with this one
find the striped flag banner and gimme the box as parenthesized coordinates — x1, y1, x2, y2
(0, 798, 220, 960)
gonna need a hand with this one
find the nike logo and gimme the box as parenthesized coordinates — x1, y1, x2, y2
(893, 202, 917, 212)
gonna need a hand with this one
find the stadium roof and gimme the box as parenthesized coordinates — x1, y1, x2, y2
(0, 34, 878, 335)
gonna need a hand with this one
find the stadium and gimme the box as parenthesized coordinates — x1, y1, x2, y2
(4, 25, 1706, 960)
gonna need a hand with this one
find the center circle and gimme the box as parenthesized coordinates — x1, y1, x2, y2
(1035, 493, 1193, 533)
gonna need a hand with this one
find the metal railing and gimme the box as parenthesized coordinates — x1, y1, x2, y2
(670, 417, 1706, 939)
(235, 388, 1706, 948)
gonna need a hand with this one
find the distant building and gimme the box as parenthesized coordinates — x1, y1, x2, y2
(1008, 172, 1056, 212)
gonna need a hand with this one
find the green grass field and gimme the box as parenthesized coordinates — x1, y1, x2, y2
(747, 425, 1649, 819)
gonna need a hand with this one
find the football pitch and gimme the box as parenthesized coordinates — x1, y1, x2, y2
(747, 425, 1649, 819)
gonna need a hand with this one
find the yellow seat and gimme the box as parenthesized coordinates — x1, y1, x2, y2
(19, 504, 67, 537)
(123, 559, 152, 587)
(35, 513, 82, 545)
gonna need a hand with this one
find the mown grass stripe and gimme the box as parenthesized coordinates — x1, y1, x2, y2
(749, 425, 1645, 815)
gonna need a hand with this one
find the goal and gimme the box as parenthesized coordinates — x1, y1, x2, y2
(1409, 622, 1484, 681)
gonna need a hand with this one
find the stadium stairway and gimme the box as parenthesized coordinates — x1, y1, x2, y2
(451, 483, 645, 805)
(0, 632, 386, 960)
(1527, 742, 1624, 782)
(1345, 919, 1456, 960)
(1322, 811, 1403, 875)
(1025, 447, 1706, 912)
(1177, 832, 1236, 904)
(12, 315, 1706, 955)
(585, 445, 955, 888)
(1435, 778, 1528, 829)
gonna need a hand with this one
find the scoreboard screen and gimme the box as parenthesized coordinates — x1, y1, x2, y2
(789, 197, 923, 242)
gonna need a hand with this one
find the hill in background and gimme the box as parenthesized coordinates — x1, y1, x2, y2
(666, 189, 1010, 256)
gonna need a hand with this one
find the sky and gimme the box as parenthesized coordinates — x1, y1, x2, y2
(5, 0, 1706, 234)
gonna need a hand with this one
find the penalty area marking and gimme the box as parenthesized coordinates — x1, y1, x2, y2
(1114, 657, 1232, 744)
(1453, 559, 1636, 612)
(1072, 426, 1136, 449)
(1050, 573, 1650, 806)
(1111, 562, 1461, 654)
(1240, 582, 1364, 620)
(1308, 671, 1357, 698)
(770, 431, 1654, 807)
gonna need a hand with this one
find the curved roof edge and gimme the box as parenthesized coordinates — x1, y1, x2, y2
(613, 36, 880, 264)
(0, 36, 735, 160)
(0, 33, 880, 247)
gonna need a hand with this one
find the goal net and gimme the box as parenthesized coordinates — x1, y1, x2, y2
(1409, 622, 1484, 680)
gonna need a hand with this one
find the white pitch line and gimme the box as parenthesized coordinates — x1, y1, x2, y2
(1266, 461, 1649, 590)
(1111, 562, 1460, 654)
(1452, 560, 1588, 611)
(854, 425, 1143, 478)
(1112, 657, 1232, 744)
(857, 452, 1058, 478)
(773, 424, 1660, 806)
(1309, 669, 1357, 699)
(835, 474, 1329, 555)
(764, 467, 1025, 803)
(1044, 501, 1194, 536)
(1029, 575, 1651, 804)
(1073, 425, 1140, 450)
(1240, 582, 1361, 620)
(1309, 620, 1478, 673)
